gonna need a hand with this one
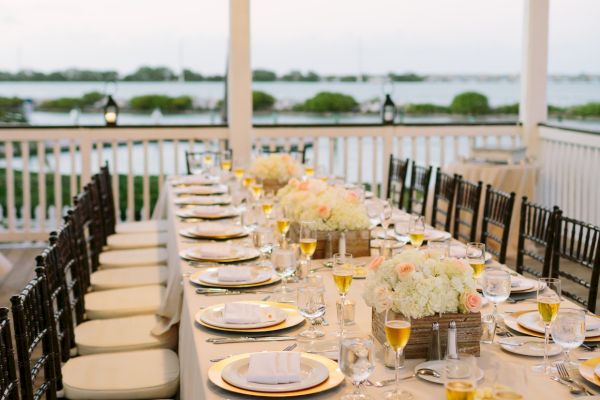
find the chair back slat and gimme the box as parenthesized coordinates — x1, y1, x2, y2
(407, 162, 433, 216)
(453, 179, 483, 243)
(516, 197, 559, 278)
(11, 270, 59, 399)
(0, 308, 19, 400)
(481, 185, 515, 264)
(386, 156, 409, 209)
(552, 212, 600, 312)
(71, 187, 101, 296)
(99, 163, 117, 236)
(431, 169, 459, 233)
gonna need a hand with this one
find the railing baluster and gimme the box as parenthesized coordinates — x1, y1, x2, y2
(357, 136, 363, 185)
(53, 142, 62, 228)
(328, 137, 334, 176)
(343, 136, 348, 181)
(97, 141, 103, 169)
(37, 141, 46, 232)
(111, 140, 120, 222)
(411, 136, 417, 163)
(69, 140, 77, 199)
(371, 136, 377, 196)
(142, 140, 150, 220)
(158, 139, 165, 194)
(21, 141, 31, 232)
(5, 141, 16, 232)
(314, 137, 320, 168)
(440, 136, 446, 167)
(424, 136, 431, 166)
(127, 140, 134, 221)
(174, 140, 180, 175)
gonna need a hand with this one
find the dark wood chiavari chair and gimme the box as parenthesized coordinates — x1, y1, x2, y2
(386, 156, 410, 209)
(481, 184, 516, 264)
(453, 178, 483, 243)
(99, 163, 117, 237)
(11, 269, 59, 399)
(431, 169, 459, 233)
(406, 161, 433, 217)
(185, 149, 232, 175)
(0, 308, 19, 400)
(516, 197, 559, 278)
(551, 212, 600, 312)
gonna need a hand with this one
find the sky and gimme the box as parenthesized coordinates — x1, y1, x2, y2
(0, 0, 598, 75)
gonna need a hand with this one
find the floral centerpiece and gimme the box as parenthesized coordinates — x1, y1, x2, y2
(250, 154, 302, 186)
(364, 249, 483, 358)
(278, 178, 371, 258)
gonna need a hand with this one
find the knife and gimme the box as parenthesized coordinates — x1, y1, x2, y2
(196, 289, 273, 295)
(207, 336, 296, 344)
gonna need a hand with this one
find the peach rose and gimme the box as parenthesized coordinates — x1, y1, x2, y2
(287, 164, 297, 174)
(298, 181, 310, 191)
(281, 154, 291, 161)
(462, 292, 482, 313)
(395, 262, 415, 279)
(317, 204, 331, 218)
(345, 191, 359, 203)
(289, 178, 300, 188)
(367, 256, 384, 271)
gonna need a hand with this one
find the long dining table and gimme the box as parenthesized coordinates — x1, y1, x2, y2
(154, 177, 597, 400)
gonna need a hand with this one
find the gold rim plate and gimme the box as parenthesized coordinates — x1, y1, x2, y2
(505, 310, 600, 342)
(179, 228, 249, 240)
(196, 301, 304, 333)
(580, 357, 600, 387)
(180, 249, 260, 263)
(189, 269, 281, 288)
(208, 352, 344, 397)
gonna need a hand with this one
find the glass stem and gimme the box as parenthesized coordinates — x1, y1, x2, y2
(353, 381, 361, 395)
(564, 349, 571, 364)
(339, 294, 345, 336)
(544, 323, 550, 372)
(395, 349, 401, 393)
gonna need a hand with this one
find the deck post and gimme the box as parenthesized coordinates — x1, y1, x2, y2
(519, 0, 549, 156)
(228, 0, 253, 165)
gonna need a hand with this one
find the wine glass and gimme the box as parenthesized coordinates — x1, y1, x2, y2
(482, 268, 511, 321)
(271, 247, 296, 301)
(220, 151, 232, 172)
(444, 354, 478, 400)
(261, 194, 274, 219)
(333, 253, 354, 336)
(299, 220, 317, 265)
(305, 164, 315, 177)
(233, 165, 245, 182)
(242, 174, 255, 189)
(551, 308, 585, 368)
(366, 200, 382, 227)
(466, 242, 486, 279)
(408, 214, 425, 248)
(340, 334, 375, 400)
(384, 310, 412, 400)
(380, 200, 393, 234)
(297, 280, 326, 338)
(275, 205, 292, 245)
(250, 182, 263, 202)
(202, 153, 215, 170)
(242, 204, 259, 231)
(189, 156, 204, 175)
(533, 277, 561, 374)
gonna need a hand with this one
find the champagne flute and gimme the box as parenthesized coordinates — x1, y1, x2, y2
(408, 214, 425, 248)
(444, 354, 477, 400)
(482, 268, 511, 321)
(261, 194, 274, 219)
(220, 151, 232, 172)
(333, 253, 354, 336)
(466, 242, 486, 279)
(242, 174, 255, 189)
(299, 220, 317, 266)
(271, 247, 296, 301)
(384, 310, 412, 400)
(532, 277, 561, 374)
(381, 200, 393, 234)
(550, 308, 585, 368)
(233, 166, 245, 182)
(305, 164, 315, 177)
(202, 153, 215, 170)
(297, 280, 326, 338)
(340, 334, 375, 400)
(275, 205, 292, 245)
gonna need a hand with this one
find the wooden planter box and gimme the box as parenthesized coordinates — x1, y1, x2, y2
(289, 223, 370, 259)
(372, 309, 481, 359)
(262, 179, 288, 195)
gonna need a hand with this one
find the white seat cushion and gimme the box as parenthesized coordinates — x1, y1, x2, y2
(106, 232, 168, 250)
(75, 315, 177, 355)
(84, 285, 164, 319)
(91, 266, 168, 291)
(115, 220, 168, 234)
(99, 248, 168, 268)
(62, 349, 179, 399)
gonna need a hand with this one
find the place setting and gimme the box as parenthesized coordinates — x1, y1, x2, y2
(171, 175, 222, 186)
(180, 242, 261, 263)
(174, 195, 232, 206)
(176, 205, 240, 220)
(189, 264, 282, 289)
(179, 221, 250, 240)
(173, 184, 229, 196)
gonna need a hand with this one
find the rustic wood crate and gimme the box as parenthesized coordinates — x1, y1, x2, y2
(262, 179, 287, 195)
(372, 309, 481, 359)
(289, 223, 370, 259)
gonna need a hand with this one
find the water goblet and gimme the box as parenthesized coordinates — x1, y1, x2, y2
(271, 247, 296, 301)
(381, 200, 393, 233)
(482, 268, 511, 321)
(297, 280, 326, 338)
(551, 308, 585, 368)
(384, 309, 412, 400)
(532, 277, 561, 374)
(340, 334, 375, 400)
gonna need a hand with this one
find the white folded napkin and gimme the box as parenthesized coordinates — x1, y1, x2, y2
(192, 206, 225, 216)
(217, 266, 252, 282)
(246, 352, 302, 384)
(511, 276, 527, 288)
(222, 303, 263, 324)
(196, 243, 234, 259)
(449, 245, 467, 258)
(194, 222, 239, 236)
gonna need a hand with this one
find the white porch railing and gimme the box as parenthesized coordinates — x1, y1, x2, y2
(0, 123, 521, 241)
(537, 125, 600, 226)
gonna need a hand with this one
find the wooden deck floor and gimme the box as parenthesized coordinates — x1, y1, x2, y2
(0, 244, 46, 308)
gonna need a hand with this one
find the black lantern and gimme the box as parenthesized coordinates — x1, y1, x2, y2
(103, 95, 119, 126)
(381, 94, 396, 125)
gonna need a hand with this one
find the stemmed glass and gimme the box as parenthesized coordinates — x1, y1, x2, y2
(380, 200, 393, 234)
(233, 165, 245, 183)
(481, 268, 511, 321)
(299, 221, 317, 266)
(551, 308, 585, 368)
(466, 242, 486, 279)
(202, 153, 215, 170)
(384, 310, 412, 400)
(261, 193, 274, 219)
(533, 277, 561, 374)
(305, 164, 315, 177)
(242, 174, 255, 190)
(253, 226, 273, 267)
(340, 334, 375, 400)
(408, 215, 425, 248)
(333, 253, 354, 336)
(271, 247, 296, 301)
(366, 200, 382, 227)
(297, 277, 326, 338)
(275, 205, 292, 245)
(444, 354, 478, 400)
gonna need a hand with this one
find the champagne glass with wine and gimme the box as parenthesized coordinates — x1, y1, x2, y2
(261, 193, 274, 219)
(384, 309, 412, 400)
(233, 165, 245, 182)
(333, 253, 354, 336)
(532, 277, 561, 374)
(275, 204, 292, 245)
(408, 214, 425, 248)
(381, 200, 393, 234)
(299, 220, 317, 266)
(220, 151, 232, 172)
(466, 242, 486, 279)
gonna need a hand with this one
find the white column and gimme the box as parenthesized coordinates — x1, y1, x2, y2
(520, 0, 550, 155)
(228, 0, 253, 165)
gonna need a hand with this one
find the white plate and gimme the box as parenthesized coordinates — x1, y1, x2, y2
(193, 267, 273, 286)
(175, 195, 232, 206)
(414, 360, 484, 385)
(498, 336, 562, 357)
(177, 206, 240, 219)
(390, 225, 452, 242)
(180, 223, 247, 239)
(448, 245, 493, 262)
(182, 246, 260, 262)
(171, 176, 220, 186)
(199, 303, 287, 329)
(221, 353, 329, 393)
(370, 239, 406, 249)
(174, 185, 228, 196)
(517, 311, 600, 337)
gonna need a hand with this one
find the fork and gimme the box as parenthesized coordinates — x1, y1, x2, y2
(556, 362, 594, 396)
(209, 343, 297, 362)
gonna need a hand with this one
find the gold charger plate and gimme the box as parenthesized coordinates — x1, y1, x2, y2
(505, 310, 600, 342)
(189, 269, 282, 288)
(196, 301, 304, 333)
(580, 357, 600, 386)
(180, 248, 260, 263)
(208, 352, 344, 397)
(179, 228, 249, 241)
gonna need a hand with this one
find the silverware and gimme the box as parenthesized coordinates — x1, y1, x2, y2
(196, 288, 274, 295)
(497, 339, 549, 347)
(365, 368, 440, 387)
(207, 336, 296, 344)
(557, 362, 594, 395)
(261, 295, 271, 301)
(550, 376, 584, 395)
(582, 343, 600, 351)
(210, 343, 297, 362)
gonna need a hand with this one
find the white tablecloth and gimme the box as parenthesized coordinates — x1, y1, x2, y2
(156, 178, 589, 400)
